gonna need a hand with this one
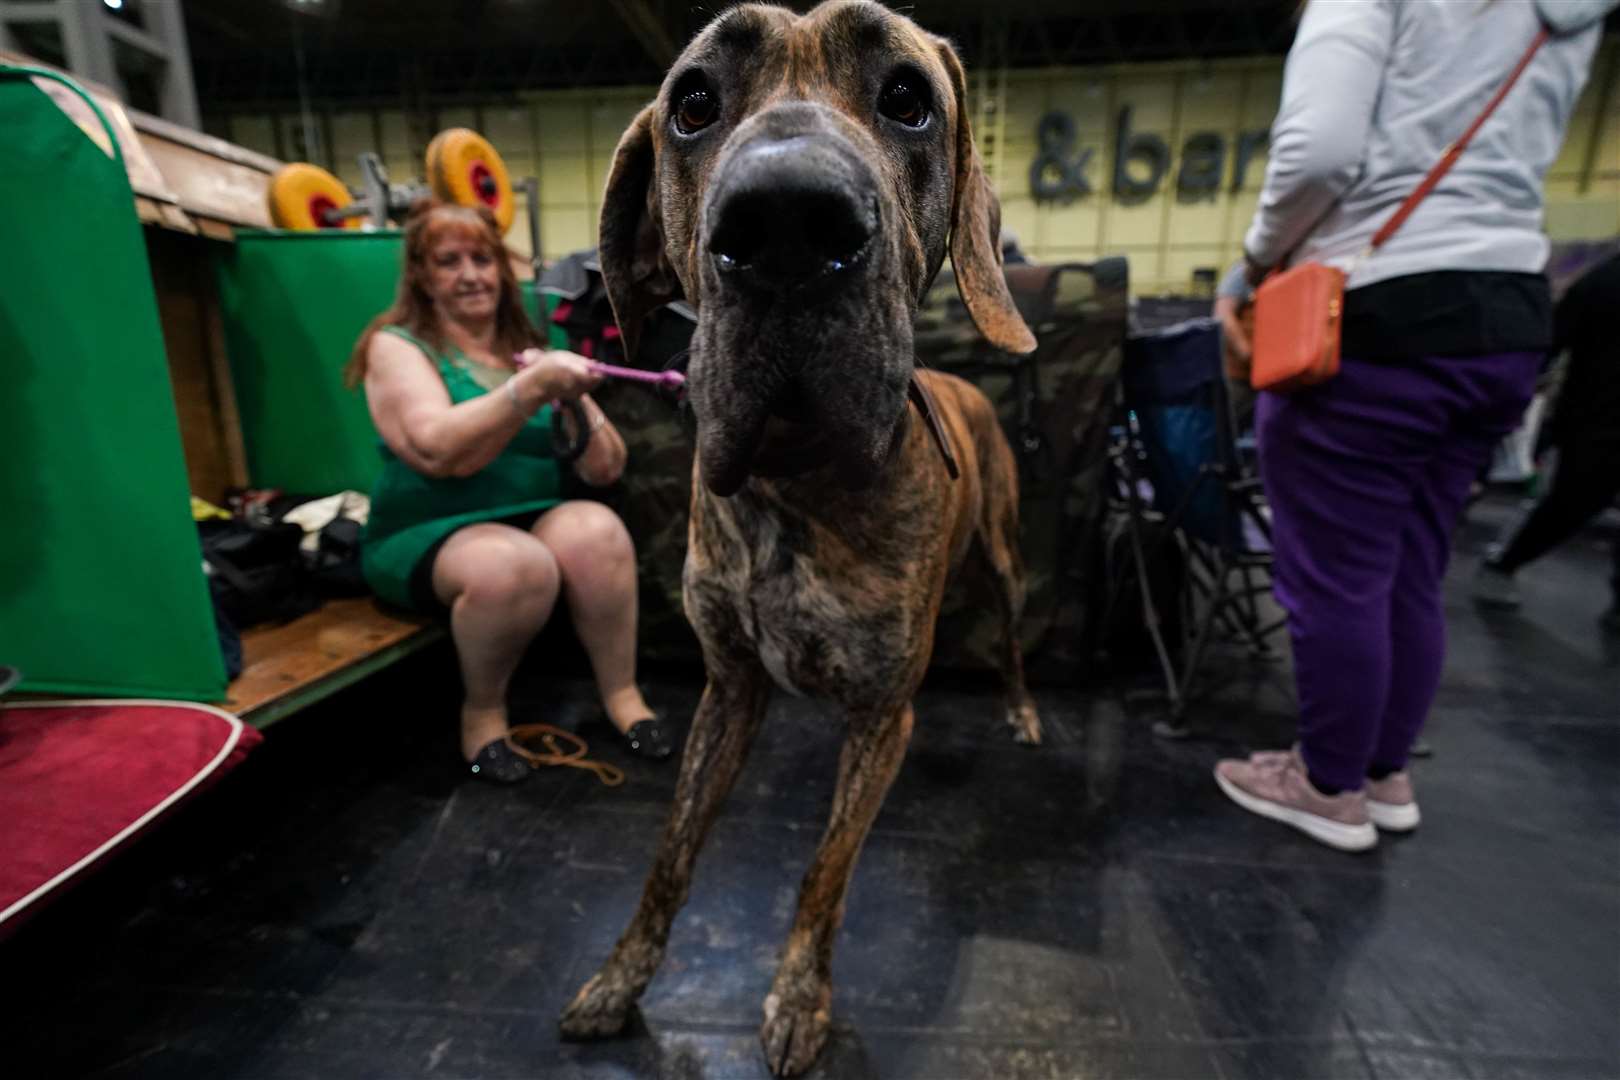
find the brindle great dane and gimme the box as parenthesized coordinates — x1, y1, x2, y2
(559, 2, 1042, 1073)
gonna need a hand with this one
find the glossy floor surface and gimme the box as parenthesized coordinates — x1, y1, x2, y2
(4, 497, 1617, 1079)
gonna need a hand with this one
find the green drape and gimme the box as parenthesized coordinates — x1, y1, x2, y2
(213, 229, 407, 496)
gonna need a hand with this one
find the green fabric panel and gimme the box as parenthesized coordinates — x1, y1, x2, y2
(214, 230, 404, 494)
(0, 78, 226, 700)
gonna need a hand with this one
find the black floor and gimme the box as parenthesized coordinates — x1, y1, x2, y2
(4, 497, 1617, 1080)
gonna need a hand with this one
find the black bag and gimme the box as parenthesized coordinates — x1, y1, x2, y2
(200, 519, 321, 628)
(309, 514, 369, 598)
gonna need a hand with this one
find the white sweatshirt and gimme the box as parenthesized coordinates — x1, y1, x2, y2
(1244, 0, 1615, 291)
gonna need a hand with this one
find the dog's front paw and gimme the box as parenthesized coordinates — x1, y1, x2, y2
(760, 989, 831, 1077)
(1008, 702, 1043, 745)
(559, 972, 636, 1040)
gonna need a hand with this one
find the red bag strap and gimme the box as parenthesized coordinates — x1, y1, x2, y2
(1369, 27, 1550, 252)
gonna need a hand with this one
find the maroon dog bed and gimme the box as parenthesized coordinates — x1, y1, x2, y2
(0, 700, 261, 936)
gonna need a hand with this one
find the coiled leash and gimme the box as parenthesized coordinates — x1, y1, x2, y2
(505, 724, 626, 787)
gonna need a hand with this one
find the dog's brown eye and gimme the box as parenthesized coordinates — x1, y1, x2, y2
(676, 89, 718, 135)
(879, 79, 928, 127)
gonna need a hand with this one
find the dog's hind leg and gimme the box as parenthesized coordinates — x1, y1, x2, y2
(982, 457, 1042, 745)
(560, 663, 772, 1040)
(760, 703, 914, 1076)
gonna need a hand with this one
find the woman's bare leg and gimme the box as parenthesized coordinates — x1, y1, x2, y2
(531, 501, 652, 733)
(431, 523, 560, 759)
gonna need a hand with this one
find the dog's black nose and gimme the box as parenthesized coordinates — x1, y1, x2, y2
(707, 135, 877, 291)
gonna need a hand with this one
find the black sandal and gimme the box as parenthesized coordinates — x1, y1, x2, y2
(466, 738, 533, 784)
(601, 711, 674, 761)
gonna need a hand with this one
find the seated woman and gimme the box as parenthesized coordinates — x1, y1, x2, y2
(348, 200, 672, 784)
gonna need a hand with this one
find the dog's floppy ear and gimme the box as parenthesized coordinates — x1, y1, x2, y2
(936, 42, 1037, 356)
(598, 105, 680, 363)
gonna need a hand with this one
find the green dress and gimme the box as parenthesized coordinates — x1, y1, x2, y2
(361, 326, 562, 610)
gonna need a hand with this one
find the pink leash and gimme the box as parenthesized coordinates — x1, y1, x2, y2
(586, 361, 686, 390)
(513, 352, 686, 391)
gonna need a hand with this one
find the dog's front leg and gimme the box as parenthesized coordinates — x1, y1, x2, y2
(761, 702, 915, 1076)
(559, 662, 772, 1039)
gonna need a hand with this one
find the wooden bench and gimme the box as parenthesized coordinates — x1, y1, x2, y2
(226, 599, 445, 728)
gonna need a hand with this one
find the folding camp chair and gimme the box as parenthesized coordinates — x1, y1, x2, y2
(1104, 317, 1284, 735)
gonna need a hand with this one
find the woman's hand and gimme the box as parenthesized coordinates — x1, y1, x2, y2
(514, 348, 601, 406)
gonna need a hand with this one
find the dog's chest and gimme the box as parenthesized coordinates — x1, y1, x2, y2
(685, 494, 934, 704)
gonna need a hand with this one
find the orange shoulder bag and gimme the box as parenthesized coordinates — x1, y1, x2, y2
(1249, 27, 1550, 393)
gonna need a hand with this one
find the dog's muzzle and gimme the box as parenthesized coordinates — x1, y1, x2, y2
(706, 134, 879, 297)
(690, 118, 911, 497)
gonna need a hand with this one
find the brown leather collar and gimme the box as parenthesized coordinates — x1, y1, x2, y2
(744, 371, 959, 482)
(907, 371, 960, 480)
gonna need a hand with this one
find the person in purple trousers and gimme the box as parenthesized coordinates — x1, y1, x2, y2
(1215, 0, 1616, 852)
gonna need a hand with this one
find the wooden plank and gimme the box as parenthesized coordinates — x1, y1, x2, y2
(140, 130, 275, 229)
(194, 217, 236, 242)
(158, 201, 199, 235)
(129, 109, 282, 174)
(226, 598, 443, 724)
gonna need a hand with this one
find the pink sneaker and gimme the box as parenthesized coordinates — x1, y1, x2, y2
(1365, 771, 1421, 832)
(1214, 748, 1377, 852)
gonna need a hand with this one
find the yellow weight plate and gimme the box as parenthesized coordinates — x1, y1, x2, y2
(425, 127, 515, 232)
(267, 162, 360, 230)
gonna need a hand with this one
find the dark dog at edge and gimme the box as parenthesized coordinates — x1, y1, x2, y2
(560, 3, 1042, 1074)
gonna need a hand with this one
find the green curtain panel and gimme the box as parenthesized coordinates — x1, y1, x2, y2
(214, 230, 405, 496)
(0, 76, 226, 700)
